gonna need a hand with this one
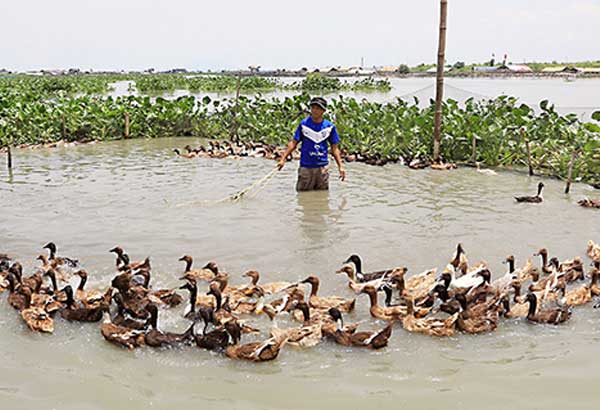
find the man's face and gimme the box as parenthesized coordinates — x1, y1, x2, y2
(310, 104, 325, 119)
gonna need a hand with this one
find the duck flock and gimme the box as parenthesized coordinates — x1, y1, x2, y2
(1, 240, 600, 362)
(174, 142, 600, 208)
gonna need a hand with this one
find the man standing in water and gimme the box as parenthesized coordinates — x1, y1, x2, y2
(277, 97, 346, 191)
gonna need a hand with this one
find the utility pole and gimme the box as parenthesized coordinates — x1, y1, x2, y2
(432, 0, 448, 164)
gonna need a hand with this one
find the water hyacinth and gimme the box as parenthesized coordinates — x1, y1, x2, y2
(0, 77, 598, 184)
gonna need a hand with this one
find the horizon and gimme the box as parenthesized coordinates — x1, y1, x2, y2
(2, 1, 600, 72)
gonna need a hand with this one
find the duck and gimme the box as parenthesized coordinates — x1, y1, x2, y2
(20, 304, 55, 333)
(457, 303, 499, 335)
(322, 308, 393, 349)
(360, 285, 406, 321)
(6, 273, 32, 311)
(514, 257, 540, 284)
(493, 256, 519, 293)
(389, 267, 437, 302)
(562, 268, 598, 306)
(173, 148, 197, 159)
(60, 285, 110, 322)
(100, 310, 146, 350)
(8, 262, 43, 293)
(194, 317, 230, 352)
(240, 270, 292, 295)
(438, 264, 489, 294)
(515, 182, 544, 203)
(342, 254, 396, 282)
(144, 304, 195, 348)
(36, 255, 69, 282)
(501, 293, 530, 319)
(206, 283, 258, 334)
(178, 256, 217, 282)
(74, 270, 106, 307)
(449, 243, 469, 276)
(533, 248, 552, 275)
(335, 263, 390, 294)
(523, 293, 571, 325)
(402, 301, 459, 337)
(43, 242, 79, 268)
(179, 281, 216, 320)
(300, 276, 355, 312)
(587, 240, 600, 263)
(529, 257, 564, 296)
(475, 162, 498, 176)
(269, 301, 326, 348)
(430, 161, 457, 171)
(559, 257, 585, 282)
(578, 198, 600, 208)
(224, 321, 288, 362)
(112, 293, 149, 330)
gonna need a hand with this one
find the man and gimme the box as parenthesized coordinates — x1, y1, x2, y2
(277, 97, 346, 191)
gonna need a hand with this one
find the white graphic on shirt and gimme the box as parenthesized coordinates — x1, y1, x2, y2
(301, 125, 333, 144)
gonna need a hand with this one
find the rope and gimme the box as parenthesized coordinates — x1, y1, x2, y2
(172, 166, 279, 207)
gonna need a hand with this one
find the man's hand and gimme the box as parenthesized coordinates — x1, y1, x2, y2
(339, 166, 346, 181)
(277, 159, 286, 170)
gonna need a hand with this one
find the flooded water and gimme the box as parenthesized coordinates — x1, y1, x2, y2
(111, 76, 600, 121)
(1, 137, 599, 410)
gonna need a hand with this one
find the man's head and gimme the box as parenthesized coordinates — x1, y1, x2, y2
(309, 97, 327, 121)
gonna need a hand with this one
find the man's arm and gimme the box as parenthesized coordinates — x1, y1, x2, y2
(331, 144, 346, 181)
(277, 140, 299, 170)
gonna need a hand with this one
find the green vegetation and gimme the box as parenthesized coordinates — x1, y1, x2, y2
(133, 74, 279, 93)
(286, 73, 391, 92)
(1, 76, 598, 184)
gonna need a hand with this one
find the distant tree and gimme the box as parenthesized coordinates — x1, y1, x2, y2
(397, 64, 410, 74)
(453, 61, 465, 69)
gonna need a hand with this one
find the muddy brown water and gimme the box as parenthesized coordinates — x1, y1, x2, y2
(1, 137, 599, 409)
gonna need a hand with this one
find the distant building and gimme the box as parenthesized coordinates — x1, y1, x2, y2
(473, 64, 532, 73)
(541, 66, 581, 74)
(248, 65, 261, 73)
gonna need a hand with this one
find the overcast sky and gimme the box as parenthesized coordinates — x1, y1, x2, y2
(2, 0, 599, 71)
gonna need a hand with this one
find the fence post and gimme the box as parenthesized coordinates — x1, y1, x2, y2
(124, 112, 130, 138)
(6, 145, 12, 170)
(521, 128, 534, 176)
(565, 150, 578, 194)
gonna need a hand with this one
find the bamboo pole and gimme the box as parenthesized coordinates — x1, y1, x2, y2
(124, 112, 130, 138)
(231, 74, 242, 141)
(432, 0, 448, 164)
(521, 128, 534, 176)
(565, 150, 578, 194)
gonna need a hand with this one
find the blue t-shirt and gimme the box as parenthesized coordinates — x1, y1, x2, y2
(293, 117, 340, 168)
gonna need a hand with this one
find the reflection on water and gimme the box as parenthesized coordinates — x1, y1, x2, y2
(1, 137, 599, 409)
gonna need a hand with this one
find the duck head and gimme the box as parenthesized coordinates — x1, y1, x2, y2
(454, 293, 468, 311)
(537, 182, 545, 196)
(109, 246, 124, 256)
(503, 255, 516, 273)
(477, 269, 492, 284)
(335, 264, 355, 280)
(63, 285, 75, 307)
(178, 255, 194, 272)
(300, 276, 320, 296)
(203, 261, 219, 275)
(8, 262, 23, 282)
(207, 283, 223, 310)
(328, 307, 344, 328)
(343, 254, 363, 274)
(243, 270, 260, 285)
(43, 242, 57, 258)
(548, 257, 560, 271)
(74, 270, 88, 290)
(292, 301, 311, 323)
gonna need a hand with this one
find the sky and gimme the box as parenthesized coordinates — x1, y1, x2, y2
(1, 0, 599, 71)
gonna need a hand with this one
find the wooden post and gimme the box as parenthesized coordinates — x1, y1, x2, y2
(124, 112, 130, 138)
(231, 74, 241, 141)
(6, 145, 12, 170)
(521, 128, 534, 176)
(432, 0, 448, 164)
(565, 150, 578, 194)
